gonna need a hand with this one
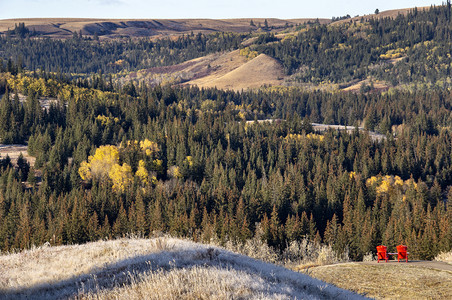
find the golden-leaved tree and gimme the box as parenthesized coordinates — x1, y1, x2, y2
(109, 163, 133, 192)
(135, 160, 149, 185)
(79, 145, 134, 192)
(79, 142, 160, 192)
(79, 145, 120, 180)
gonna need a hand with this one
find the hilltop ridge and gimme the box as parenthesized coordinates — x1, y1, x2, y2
(0, 18, 329, 39)
(0, 237, 365, 299)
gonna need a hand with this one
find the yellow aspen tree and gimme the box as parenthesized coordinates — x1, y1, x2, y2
(78, 145, 119, 180)
(140, 139, 159, 156)
(109, 163, 133, 192)
(135, 160, 149, 185)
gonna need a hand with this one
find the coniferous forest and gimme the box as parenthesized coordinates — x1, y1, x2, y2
(0, 4, 451, 261)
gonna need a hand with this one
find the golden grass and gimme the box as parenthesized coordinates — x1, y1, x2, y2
(189, 53, 284, 91)
(185, 49, 248, 85)
(300, 262, 452, 299)
(342, 79, 389, 92)
(130, 49, 286, 91)
(0, 238, 167, 290)
(121, 50, 249, 87)
(78, 266, 282, 300)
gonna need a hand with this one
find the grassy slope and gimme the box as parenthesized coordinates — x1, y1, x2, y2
(187, 53, 284, 91)
(0, 237, 365, 300)
(122, 50, 285, 91)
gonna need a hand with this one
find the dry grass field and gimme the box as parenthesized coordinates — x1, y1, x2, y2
(0, 237, 365, 299)
(187, 53, 285, 91)
(300, 261, 452, 299)
(121, 49, 248, 86)
(122, 50, 286, 91)
(341, 79, 390, 93)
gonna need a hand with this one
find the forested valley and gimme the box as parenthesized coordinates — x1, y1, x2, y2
(0, 4, 451, 262)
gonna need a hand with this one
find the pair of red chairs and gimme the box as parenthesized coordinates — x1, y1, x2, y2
(376, 245, 408, 262)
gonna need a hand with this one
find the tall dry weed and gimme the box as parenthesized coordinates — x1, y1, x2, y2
(434, 250, 452, 264)
(362, 252, 375, 262)
(218, 226, 279, 264)
(151, 237, 174, 252)
(282, 239, 349, 269)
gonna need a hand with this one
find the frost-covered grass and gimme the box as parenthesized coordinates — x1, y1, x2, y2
(0, 237, 365, 299)
(435, 250, 452, 264)
(212, 227, 349, 269)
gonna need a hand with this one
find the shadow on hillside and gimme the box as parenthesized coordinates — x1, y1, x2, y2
(0, 244, 366, 300)
(0, 246, 218, 300)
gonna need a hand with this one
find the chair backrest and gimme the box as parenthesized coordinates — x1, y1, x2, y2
(376, 245, 387, 259)
(397, 245, 407, 258)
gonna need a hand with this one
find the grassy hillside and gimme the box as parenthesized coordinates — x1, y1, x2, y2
(0, 237, 365, 299)
(119, 49, 249, 87)
(1, 5, 451, 91)
(117, 49, 285, 91)
(331, 6, 431, 25)
(258, 4, 452, 90)
(187, 53, 284, 91)
(0, 18, 329, 39)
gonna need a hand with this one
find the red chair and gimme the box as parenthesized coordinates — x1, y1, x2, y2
(376, 245, 388, 263)
(396, 245, 408, 262)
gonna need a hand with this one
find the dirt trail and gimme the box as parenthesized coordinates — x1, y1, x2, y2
(361, 260, 452, 272)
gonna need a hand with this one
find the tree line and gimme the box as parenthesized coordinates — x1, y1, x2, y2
(0, 71, 450, 260)
(0, 32, 247, 74)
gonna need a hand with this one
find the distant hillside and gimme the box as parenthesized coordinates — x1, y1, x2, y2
(259, 4, 452, 90)
(331, 6, 430, 25)
(0, 18, 330, 39)
(0, 237, 365, 299)
(0, 5, 451, 92)
(118, 50, 285, 91)
(187, 53, 284, 91)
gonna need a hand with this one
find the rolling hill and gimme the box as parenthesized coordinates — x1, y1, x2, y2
(120, 50, 285, 91)
(0, 18, 329, 39)
(0, 237, 365, 299)
(187, 53, 284, 91)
